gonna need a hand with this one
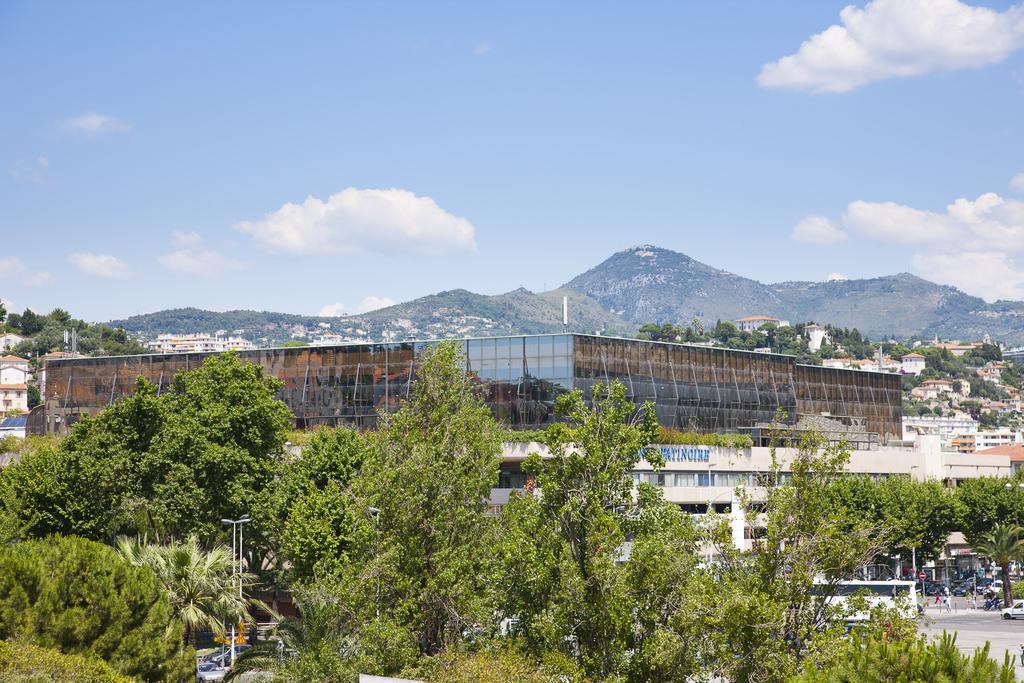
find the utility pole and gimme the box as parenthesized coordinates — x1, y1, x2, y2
(221, 515, 251, 669)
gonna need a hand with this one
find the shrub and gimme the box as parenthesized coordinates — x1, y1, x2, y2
(792, 631, 1015, 682)
(0, 640, 132, 683)
(0, 536, 193, 681)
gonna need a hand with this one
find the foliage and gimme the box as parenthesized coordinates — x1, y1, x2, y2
(490, 381, 698, 679)
(227, 586, 358, 682)
(7, 307, 145, 358)
(117, 535, 259, 645)
(0, 354, 292, 547)
(657, 426, 753, 448)
(0, 536, 192, 681)
(288, 340, 503, 678)
(0, 640, 133, 683)
(823, 475, 961, 565)
(954, 477, 1024, 548)
(667, 433, 896, 682)
(402, 645, 581, 683)
(972, 523, 1024, 605)
(790, 631, 1015, 682)
(270, 427, 372, 579)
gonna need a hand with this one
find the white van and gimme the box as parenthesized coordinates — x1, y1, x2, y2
(815, 580, 919, 622)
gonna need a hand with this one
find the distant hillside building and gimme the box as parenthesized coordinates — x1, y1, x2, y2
(933, 341, 982, 357)
(900, 353, 926, 375)
(145, 333, 256, 354)
(902, 415, 978, 446)
(0, 355, 29, 416)
(0, 333, 23, 352)
(734, 315, 790, 333)
(804, 323, 828, 352)
(977, 362, 1006, 383)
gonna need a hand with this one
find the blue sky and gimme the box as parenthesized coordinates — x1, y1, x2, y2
(2, 0, 1024, 322)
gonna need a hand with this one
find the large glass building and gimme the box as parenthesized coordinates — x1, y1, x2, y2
(33, 333, 902, 443)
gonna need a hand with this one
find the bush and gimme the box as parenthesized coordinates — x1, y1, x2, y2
(404, 646, 581, 683)
(0, 640, 132, 683)
(792, 632, 1015, 682)
(0, 536, 193, 681)
(657, 427, 753, 449)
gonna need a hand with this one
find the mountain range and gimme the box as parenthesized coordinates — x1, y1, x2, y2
(109, 245, 1024, 346)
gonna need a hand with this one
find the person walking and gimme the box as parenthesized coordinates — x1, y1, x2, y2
(943, 585, 952, 613)
(1019, 642, 1024, 668)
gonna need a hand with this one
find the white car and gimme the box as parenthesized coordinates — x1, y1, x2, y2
(1002, 599, 1024, 620)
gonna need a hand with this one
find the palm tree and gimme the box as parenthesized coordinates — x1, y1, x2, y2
(117, 535, 260, 645)
(973, 522, 1024, 606)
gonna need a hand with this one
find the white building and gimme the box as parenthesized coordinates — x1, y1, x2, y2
(975, 430, 1021, 451)
(0, 356, 30, 416)
(734, 315, 790, 333)
(492, 435, 1011, 560)
(902, 415, 978, 446)
(900, 353, 926, 376)
(0, 333, 23, 352)
(804, 323, 828, 352)
(146, 333, 256, 354)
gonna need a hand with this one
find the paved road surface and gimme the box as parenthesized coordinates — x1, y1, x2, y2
(919, 599, 1024, 675)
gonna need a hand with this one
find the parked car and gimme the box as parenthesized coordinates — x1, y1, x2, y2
(1002, 599, 1024, 620)
(195, 661, 227, 682)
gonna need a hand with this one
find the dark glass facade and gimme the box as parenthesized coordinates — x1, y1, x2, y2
(36, 334, 902, 442)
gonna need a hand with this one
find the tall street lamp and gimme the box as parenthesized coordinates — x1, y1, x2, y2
(368, 507, 380, 618)
(221, 515, 251, 668)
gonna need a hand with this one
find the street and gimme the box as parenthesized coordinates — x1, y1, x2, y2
(919, 598, 1024, 675)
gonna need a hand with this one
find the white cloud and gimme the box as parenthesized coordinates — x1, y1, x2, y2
(235, 188, 476, 256)
(68, 252, 130, 279)
(912, 251, 1024, 300)
(158, 233, 240, 276)
(11, 156, 48, 184)
(0, 257, 52, 286)
(63, 112, 130, 135)
(171, 230, 203, 248)
(809, 186, 1024, 301)
(842, 200, 962, 242)
(474, 41, 492, 56)
(826, 272, 849, 281)
(791, 215, 848, 244)
(1011, 172, 1024, 193)
(758, 0, 1024, 93)
(354, 296, 396, 314)
(318, 303, 347, 317)
(840, 193, 1024, 248)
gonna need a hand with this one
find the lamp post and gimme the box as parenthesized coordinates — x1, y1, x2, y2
(368, 507, 380, 618)
(221, 515, 251, 668)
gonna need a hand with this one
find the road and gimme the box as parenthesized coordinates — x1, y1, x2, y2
(919, 598, 1024, 675)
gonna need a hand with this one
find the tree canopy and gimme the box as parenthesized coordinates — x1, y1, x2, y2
(0, 536, 192, 681)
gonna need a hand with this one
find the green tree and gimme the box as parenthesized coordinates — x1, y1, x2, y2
(0, 640, 133, 683)
(0, 536, 192, 681)
(314, 340, 503, 676)
(266, 427, 371, 580)
(491, 381, 671, 678)
(117, 535, 258, 645)
(0, 354, 293, 548)
(824, 475, 961, 567)
(955, 477, 1024, 550)
(973, 523, 1024, 605)
(791, 632, 1014, 682)
(670, 433, 895, 682)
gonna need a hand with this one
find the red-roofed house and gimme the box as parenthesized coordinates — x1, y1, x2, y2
(976, 444, 1024, 473)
